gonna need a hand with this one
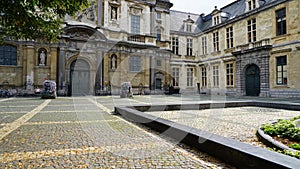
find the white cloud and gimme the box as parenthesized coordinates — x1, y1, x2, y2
(171, 0, 236, 15)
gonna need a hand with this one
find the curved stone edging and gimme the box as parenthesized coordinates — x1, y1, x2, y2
(257, 122, 300, 153)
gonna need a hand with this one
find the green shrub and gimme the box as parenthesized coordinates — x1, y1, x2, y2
(261, 118, 300, 141)
(289, 143, 300, 150)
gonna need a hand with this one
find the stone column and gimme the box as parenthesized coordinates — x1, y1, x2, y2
(58, 47, 66, 90)
(25, 45, 34, 90)
(150, 56, 155, 90)
(97, 0, 103, 27)
(50, 46, 57, 81)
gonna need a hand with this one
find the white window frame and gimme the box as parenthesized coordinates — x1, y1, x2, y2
(213, 65, 219, 87)
(131, 15, 140, 34)
(187, 38, 193, 56)
(187, 68, 194, 87)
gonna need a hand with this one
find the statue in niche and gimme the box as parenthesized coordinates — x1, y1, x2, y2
(111, 55, 117, 69)
(111, 7, 117, 20)
(39, 50, 46, 65)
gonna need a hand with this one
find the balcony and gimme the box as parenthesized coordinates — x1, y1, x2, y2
(127, 35, 145, 43)
(235, 39, 271, 53)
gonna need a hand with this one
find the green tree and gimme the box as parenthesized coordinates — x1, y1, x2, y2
(0, 0, 89, 42)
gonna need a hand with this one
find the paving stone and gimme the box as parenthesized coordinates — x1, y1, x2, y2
(0, 97, 237, 168)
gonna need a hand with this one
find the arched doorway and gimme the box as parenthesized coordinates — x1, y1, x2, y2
(245, 64, 260, 96)
(70, 59, 90, 95)
(155, 72, 164, 90)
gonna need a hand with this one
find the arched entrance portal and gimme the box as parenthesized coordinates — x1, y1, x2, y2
(70, 60, 90, 95)
(155, 72, 164, 90)
(245, 64, 260, 96)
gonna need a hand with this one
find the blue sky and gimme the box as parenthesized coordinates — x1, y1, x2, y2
(171, 0, 236, 15)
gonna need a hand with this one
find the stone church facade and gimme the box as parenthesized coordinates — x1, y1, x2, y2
(0, 0, 299, 97)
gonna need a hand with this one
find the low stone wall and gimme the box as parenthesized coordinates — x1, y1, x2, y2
(115, 101, 300, 168)
(270, 89, 300, 98)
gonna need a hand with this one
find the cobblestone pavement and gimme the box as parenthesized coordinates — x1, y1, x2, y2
(122, 95, 300, 148)
(0, 97, 233, 168)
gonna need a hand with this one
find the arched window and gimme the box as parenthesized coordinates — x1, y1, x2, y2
(0, 45, 17, 65)
(110, 54, 117, 70)
(38, 48, 47, 66)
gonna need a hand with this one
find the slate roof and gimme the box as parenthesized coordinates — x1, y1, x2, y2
(170, 0, 283, 34)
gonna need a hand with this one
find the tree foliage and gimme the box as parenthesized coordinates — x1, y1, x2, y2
(0, 0, 89, 42)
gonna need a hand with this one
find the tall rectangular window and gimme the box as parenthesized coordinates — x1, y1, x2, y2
(213, 32, 219, 52)
(172, 67, 180, 86)
(172, 37, 179, 55)
(213, 65, 219, 87)
(129, 56, 141, 72)
(248, 18, 256, 43)
(0, 45, 17, 65)
(156, 29, 161, 41)
(226, 63, 234, 87)
(201, 67, 207, 87)
(201, 36, 207, 55)
(276, 56, 287, 85)
(187, 68, 194, 87)
(156, 13, 161, 20)
(131, 15, 140, 34)
(187, 38, 193, 56)
(226, 27, 234, 49)
(276, 8, 287, 36)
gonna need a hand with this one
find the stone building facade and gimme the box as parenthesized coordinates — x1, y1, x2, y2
(0, 0, 299, 97)
(169, 0, 300, 97)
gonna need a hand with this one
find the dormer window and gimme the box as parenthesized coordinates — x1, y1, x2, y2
(247, 0, 258, 11)
(186, 24, 192, 32)
(213, 16, 220, 26)
(184, 15, 194, 32)
(211, 6, 221, 26)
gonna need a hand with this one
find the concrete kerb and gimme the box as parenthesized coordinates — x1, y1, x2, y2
(114, 101, 300, 169)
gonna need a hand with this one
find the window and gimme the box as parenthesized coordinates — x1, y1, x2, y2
(131, 15, 140, 34)
(156, 60, 161, 67)
(213, 16, 220, 25)
(0, 45, 17, 66)
(187, 68, 194, 87)
(213, 65, 219, 87)
(110, 54, 117, 70)
(156, 29, 161, 41)
(201, 36, 208, 55)
(186, 24, 192, 32)
(172, 37, 179, 55)
(226, 27, 234, 48)
(156, 13, 161, 20)
(226, 63, 234, 87)
(213, 32, 219, 52)
(247, 0, 256, 11)
(276, 56, 287, 85)
(248, 18, 256, 43)
(172, 67, 179, 86)
(187, 38, 193, 56)
(129, 56, 141, 72)
(201, 67, 207, 87)
(276, 8, 287, 36)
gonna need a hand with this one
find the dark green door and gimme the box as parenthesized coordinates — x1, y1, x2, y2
(246, 65, 260, 96)
(70, 60, 90, 95)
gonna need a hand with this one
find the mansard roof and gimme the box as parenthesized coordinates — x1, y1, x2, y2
(170, 0, 283, 35)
